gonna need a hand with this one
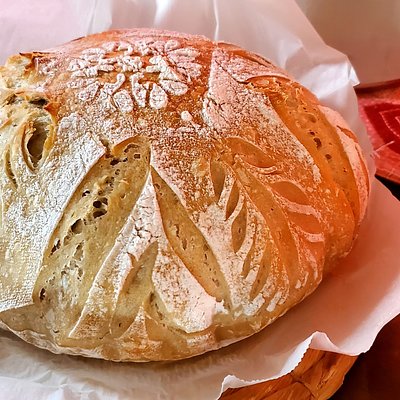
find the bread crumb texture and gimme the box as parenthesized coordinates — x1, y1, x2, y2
(0, 30, 369, 361)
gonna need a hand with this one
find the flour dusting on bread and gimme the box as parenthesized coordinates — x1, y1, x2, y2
(0, 29, 369, 361)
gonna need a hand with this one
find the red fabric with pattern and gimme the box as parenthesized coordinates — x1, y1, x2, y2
(357, 81, 400, 184)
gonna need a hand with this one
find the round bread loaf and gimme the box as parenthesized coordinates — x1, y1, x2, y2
(0, 29, 369, 361)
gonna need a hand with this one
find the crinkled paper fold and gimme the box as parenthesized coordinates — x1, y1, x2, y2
(0, 1, 399, 399)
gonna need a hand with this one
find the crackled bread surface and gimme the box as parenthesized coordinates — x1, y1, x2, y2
(0, 29, 369, 361)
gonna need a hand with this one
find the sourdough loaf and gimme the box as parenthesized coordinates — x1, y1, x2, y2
(0, 29, 369, 361)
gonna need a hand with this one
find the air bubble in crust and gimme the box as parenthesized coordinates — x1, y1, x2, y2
(70, 219, 83, 234)
(50, 239, 61, 255)
(26, 119, 49, 168)
(93, 209, 107, 218)
(39, 288, 46, 301)
(313, 137, 322, 149)
(29, 98, 48, 107)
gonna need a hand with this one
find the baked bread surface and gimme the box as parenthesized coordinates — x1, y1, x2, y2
(0, 29, 369, 361)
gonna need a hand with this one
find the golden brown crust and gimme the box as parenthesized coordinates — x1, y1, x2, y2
(0, 29, 369, 361)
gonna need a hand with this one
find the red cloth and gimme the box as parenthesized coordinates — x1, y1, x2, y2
(357, 81, 400, 184)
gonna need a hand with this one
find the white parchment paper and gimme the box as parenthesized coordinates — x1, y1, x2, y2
(0, 1, 399, 399)
(297, 0, 400, 85)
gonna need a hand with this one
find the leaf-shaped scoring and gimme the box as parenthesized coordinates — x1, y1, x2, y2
(68, 126, 327, 343)
(231, 199, 247, 253)
(151, 168, 232, 306)
(218, 159, 289, 305)
(216, 136, 326, 307)
(0, 113, 105, 312)
(69, 166, 231, 341)
(211, 165, 248, 255)
(69, 170, 156, 340)
(202, 48, 328, 307)
(210, 160, 226, 202)
(110, 243, 159, 339)
(225, 181, 240, 220)
(224, 137, 277, 170)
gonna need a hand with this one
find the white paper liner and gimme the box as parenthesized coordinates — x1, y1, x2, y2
(297, 0, 400, 85)
(0, 1, 399, 399)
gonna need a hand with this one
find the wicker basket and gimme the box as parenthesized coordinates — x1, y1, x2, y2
(220, 349, 357, 400)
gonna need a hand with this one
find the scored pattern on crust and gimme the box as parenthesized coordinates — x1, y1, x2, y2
(66, 39, 201, 111)
(0, 31, 368, 360)
(62, 41, 327, 342)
